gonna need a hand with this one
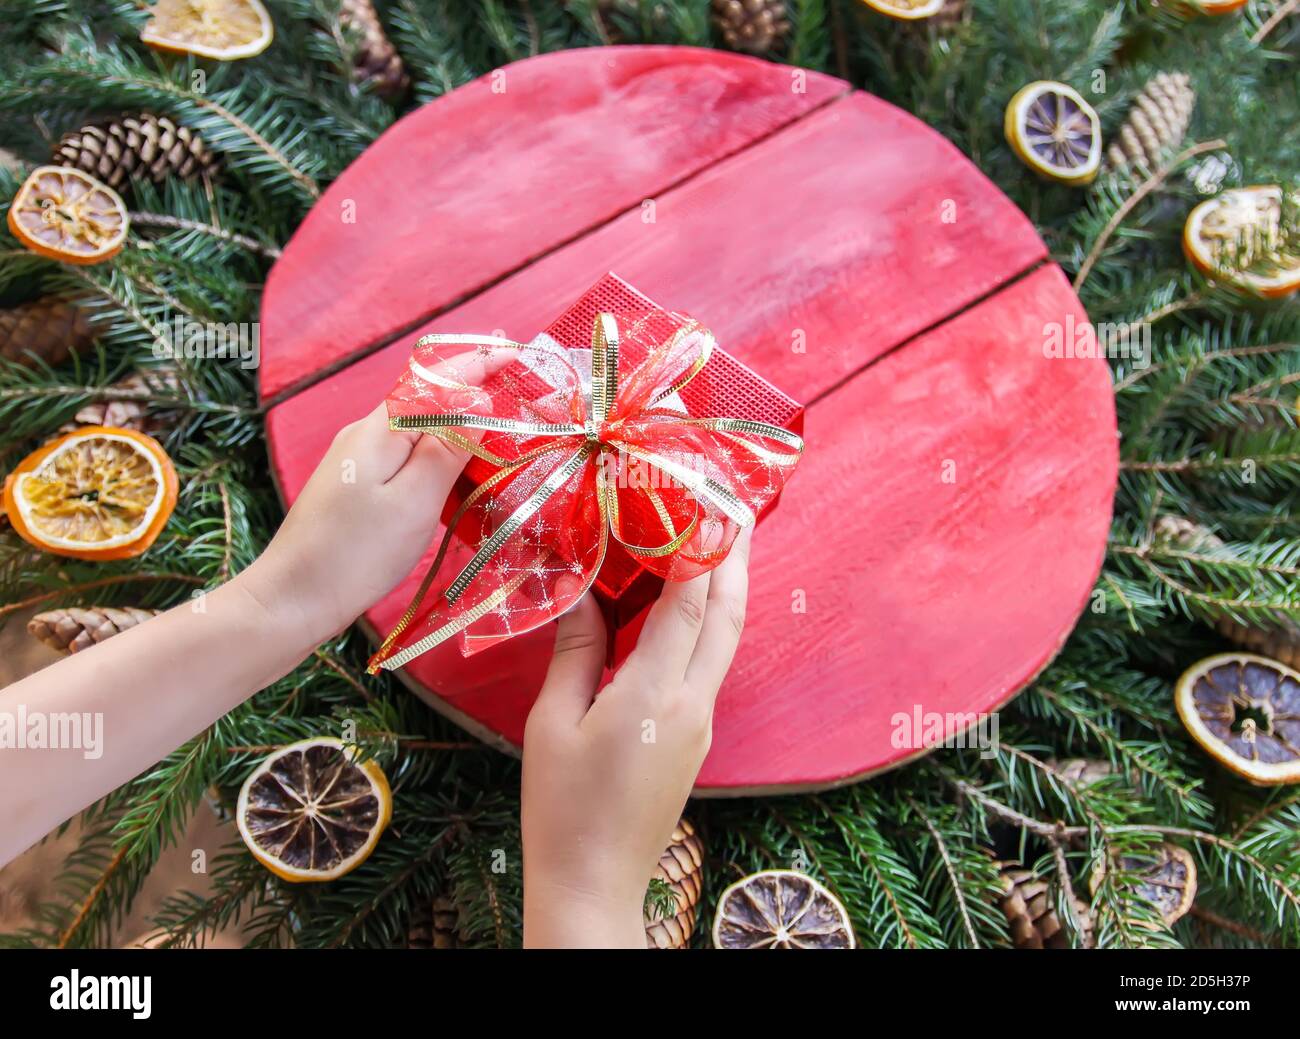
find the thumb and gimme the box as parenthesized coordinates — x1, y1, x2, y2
(534, 579, 607, 724)
(384, 429, 470, 508)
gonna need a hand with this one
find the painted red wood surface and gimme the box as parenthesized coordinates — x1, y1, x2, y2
(258, 48, 847, 402)
(261, 47, 1118, 793)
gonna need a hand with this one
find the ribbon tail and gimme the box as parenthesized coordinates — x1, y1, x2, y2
(365, 438, 577, 674)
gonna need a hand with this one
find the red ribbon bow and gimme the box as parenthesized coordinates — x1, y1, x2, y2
(367, 308, 803, 673)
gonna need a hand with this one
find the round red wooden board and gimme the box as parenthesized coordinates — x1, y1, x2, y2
(261, 47, 1117, 795)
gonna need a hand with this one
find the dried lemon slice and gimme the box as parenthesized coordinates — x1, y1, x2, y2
(1004, 81, 1102, 186)
(236, 737, 393, 883)
(1176, 652, 1300, 785)
(860, 0, 946, 18)
(1183, 186, 1300, 299)
(2, 427, 177, 561)
(141, 0, 274, 61)
(713, 869, 855, 949)
(7, 166, 129, 266)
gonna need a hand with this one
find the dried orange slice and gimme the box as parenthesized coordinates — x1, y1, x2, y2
(1176, 653, 1300, 785)
(1005, 81, 1102, 186)
(860, 0, 946, 18)
(7, 166, 128, 266)
(1183, 186, 1300, 299)
(713, 869, 855, 949)
(141, 0, 274, 61)
(236, 737, 392, 883)
(1090, 843, 1197, 929)
(2, 427, 178, 561)
(1190, 0, 1248, 13)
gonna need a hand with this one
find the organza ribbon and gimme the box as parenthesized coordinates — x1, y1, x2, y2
(366, 309, 803, 673)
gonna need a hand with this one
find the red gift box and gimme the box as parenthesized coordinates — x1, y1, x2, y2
(369, 273, 804, 673)
(445, 274, 804, 631)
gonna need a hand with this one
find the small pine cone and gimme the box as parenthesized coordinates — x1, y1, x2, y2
(66, 365, 183, 433)
(713, 0, 791, 55)
(1214, 615, 1300, 671)
(408, 896, 462, 949)
(54, 114, 219, 193)
(998, 863, 1092, 949)
(0, 297, 97, 368)
(1049, 758, 1114, 786)
(1153, 515, 1300, 667)
(645, 818, 705, 949)
(1153, 513, 1223, 551)
(929, 0, 969, 32)
(1105, 72, 1196, 172)
(28, 606, 162, 655)
(340, 0, 409, 100)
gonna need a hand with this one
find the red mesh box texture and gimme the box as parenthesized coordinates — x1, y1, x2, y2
(439, 272, 804, 645)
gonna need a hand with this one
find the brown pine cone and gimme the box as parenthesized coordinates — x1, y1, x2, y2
(408, 896, 462, 949)
(54, 114, 219, 192)
(28, 606, 162, 655)
(645, 818, 705, 949)
(1105, 72, 1196, 172)
(340, 0, 409, 99)
(713, 0, 791, 55)
(998, 863, 1092, 949)
(65, 365, 184, 434)
(0, 297, 97, 368)
(1154, 515, 1300, 669)
(929, 0, 969, 32)
(1049, 758, 1115, 786)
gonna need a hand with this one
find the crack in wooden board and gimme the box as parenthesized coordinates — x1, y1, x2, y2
(259, 46, 849, 402)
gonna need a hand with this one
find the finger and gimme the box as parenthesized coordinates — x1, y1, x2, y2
(534, 583, 607, 724)
(384, 426, 470, 499)
(330, 401, 416, 483)
(684, 526, 752, 700)
(623, 571, 711, 687)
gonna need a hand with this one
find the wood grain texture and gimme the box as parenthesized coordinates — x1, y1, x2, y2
(260, 47, 1117, 794)
(258, 46, 847, 401)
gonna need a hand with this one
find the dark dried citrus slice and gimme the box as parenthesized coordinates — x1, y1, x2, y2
(1176, 652, 1300, 785)
(713, 869, 855, 949)
(236, 737, 392, 882)
(1091, 843, 1197, 928)
(1004, 81, 1101, 185)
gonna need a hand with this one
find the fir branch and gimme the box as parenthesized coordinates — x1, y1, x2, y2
(1073, 139, 1227, 290)
(128, 212, 282, 260)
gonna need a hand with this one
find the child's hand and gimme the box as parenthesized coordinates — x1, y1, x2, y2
(521, 528, 752, 948)
(244, 402, 469, 646)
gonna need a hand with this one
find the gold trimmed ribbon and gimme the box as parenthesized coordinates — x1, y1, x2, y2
(366, 312, 802, 674)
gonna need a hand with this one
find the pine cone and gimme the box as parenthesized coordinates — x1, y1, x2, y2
(64, 365, 183, 434)
(28, 606, 162, 655)
(53, 114, 219, 192)
(713, 0, 791, 55)
(929, 0, 968, 32)
(1105, 72, 1196, 172)
(1049, 758, 1115, 786)
(998, 863, 1092, 949)
(644, 818, 705, 949)
(340, 0, 409, 99)
(408, 896, 462, 949)
(0, 297, 97, 368)
(1154, 515, 1300, 668)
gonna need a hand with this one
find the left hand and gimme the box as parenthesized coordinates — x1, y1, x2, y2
(242, 401, 468, 645)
